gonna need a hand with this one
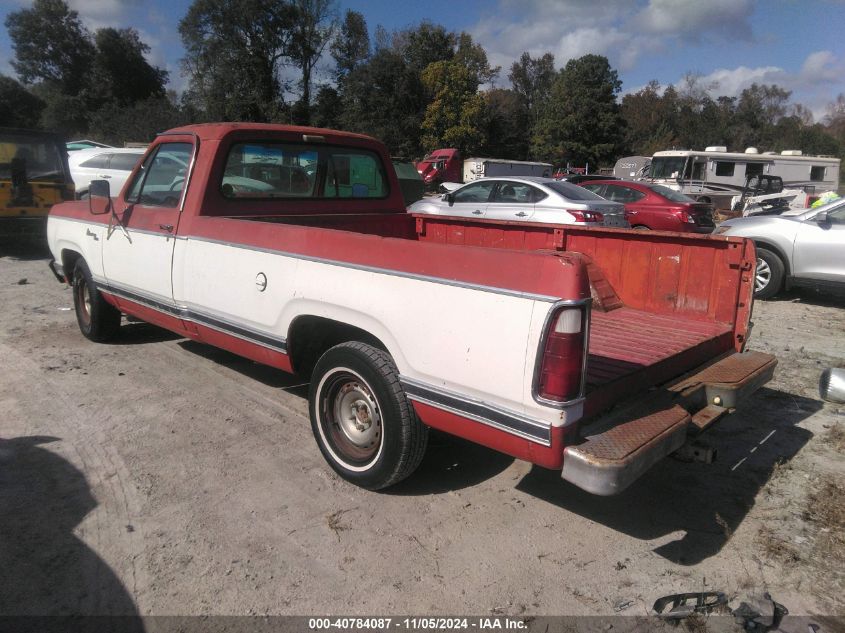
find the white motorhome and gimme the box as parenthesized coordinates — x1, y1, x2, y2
(462, 157, 553, 183)
(648, 147, 840, 209)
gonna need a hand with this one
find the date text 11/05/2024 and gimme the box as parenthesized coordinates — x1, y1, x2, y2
(308, 617, 528, 630)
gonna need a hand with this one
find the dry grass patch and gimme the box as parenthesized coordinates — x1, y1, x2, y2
(827, 424, 845, 453)
(804, 476, 845, 570)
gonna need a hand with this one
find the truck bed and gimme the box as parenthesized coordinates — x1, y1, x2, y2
(232, 212, 755, 417)
(587, 308, 733, 416)
(409, 213, 755, 415)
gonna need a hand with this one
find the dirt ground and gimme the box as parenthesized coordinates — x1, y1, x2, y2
(1, 232, 843, 621)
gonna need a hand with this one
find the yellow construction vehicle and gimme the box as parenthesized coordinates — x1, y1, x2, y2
(1, 128, 75, 227)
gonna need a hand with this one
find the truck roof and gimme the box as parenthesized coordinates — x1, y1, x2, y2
(160, 123, 380, 144)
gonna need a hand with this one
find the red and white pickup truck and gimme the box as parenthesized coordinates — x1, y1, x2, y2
(47, 123, 776, 495)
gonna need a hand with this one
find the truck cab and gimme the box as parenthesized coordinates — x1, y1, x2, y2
(415, 148, 461, 189)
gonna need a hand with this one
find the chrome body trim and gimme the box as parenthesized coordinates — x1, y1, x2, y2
(400, 376, 553, 445)
(95, 278, 288, 353)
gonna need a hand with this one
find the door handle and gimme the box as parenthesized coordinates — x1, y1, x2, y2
(472, 210, 483, 215)
(515, 212, 528, 217)
(159, 224, 174, 232)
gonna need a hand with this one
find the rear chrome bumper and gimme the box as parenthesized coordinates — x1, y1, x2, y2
(562, 351, 777, 495)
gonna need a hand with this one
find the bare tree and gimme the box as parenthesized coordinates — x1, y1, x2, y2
(289, 0, 337, 124)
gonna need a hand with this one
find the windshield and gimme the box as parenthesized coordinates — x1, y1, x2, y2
(651, 184, 696, 202)
(546, 181, 607, 201)
(650, 157, 686, 180)
(0, 134, 67, 182)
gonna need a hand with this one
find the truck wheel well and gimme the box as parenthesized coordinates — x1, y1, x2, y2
(753, 240, 790, 277)
(287, 316, 389, 379)
(61, 250, 83, 283)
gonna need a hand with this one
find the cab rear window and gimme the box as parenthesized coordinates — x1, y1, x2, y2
(220, 142, 389, 200)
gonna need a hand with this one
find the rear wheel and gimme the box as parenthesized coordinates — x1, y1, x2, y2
(632, 224, 650, 230)
(72, 259, 121, 341)
(754, 247, 784, 299)
(309, 341, 428, 490)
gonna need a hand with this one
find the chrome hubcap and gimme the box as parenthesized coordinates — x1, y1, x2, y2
(755, 258, 771, 292)
(82, 284, 91, 317)
(333, 381, 381, 449)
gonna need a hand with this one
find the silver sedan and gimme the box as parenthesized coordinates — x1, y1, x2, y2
(716, 199, 845, 298)
(409, 177, 628, 228)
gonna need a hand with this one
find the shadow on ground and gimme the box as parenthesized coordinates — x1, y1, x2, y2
(388, 431, 515, 495)
(768, 288, 845, 308)
(177, 339, 309, 394)
(107, 320, 184, 346)
(517, 387, 819, 565)
(176, 339, 516, 493)
(0, 231, 51, 261)
(0, 436, 143, 626)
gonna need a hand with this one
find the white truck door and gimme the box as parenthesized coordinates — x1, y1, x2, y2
(101, 140, 194, 305)
(792, 204, 845, 282)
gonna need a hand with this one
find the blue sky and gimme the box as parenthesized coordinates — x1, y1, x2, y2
(2, 0, 844, 121)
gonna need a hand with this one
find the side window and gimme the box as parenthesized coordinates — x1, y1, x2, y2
(453, 181, 496, 203)
(746, 163, 764, 178)
(109, 153, 142, 171)
(126, 142, 192, 208)
(715, 161, 735, 177)
(581, 184, 604, 197)
(825, 205, 845, 224)
(491, 182, 538, 203)
(604, 185, 643, 203)
(220, 142, 387, 199)
(79, 154, 109, 169)
(810, 166, 826, 182)
(530, 186, 548, 203)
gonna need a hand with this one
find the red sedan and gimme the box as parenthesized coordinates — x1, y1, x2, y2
(582, 180, 715, 233)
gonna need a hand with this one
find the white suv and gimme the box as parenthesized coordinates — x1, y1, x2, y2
(69, 148, 146, 198)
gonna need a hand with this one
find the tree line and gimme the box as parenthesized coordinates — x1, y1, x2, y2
(3, 0, 845, 173)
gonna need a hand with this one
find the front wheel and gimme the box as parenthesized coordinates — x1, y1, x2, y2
(754, 247, 785, 299)
(309, 342, 428, 490)
(72, 259, 121, 341)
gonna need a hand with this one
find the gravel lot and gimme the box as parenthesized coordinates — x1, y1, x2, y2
(1, 232, 843, 620)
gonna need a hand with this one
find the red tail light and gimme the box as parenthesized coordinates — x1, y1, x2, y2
(569, 210, 603, 223)
(536, 305, 587, 402)
(670, 207, 694, 223)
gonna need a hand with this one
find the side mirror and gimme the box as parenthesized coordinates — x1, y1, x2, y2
(444, 192, 455, 206)
(88, 179, 111, 215)
(815, 211, 830, 225)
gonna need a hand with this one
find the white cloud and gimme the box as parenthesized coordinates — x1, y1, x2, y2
(660, 51, 845, 120)
(633, 0, 755, 40)
(698, 65, 786, 96)
(470, 0, 755, 81)
(801, 50, 839, 84)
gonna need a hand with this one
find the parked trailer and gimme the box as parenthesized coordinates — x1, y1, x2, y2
(462, 157, 553, 183)
(648, 147, 840, 210)
(416, 148, 552, 189)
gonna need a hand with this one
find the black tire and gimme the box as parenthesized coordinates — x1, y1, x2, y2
(754, 247, 785, 300)
(72, 259, 121, 341)
(309, 341, 428, 490)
